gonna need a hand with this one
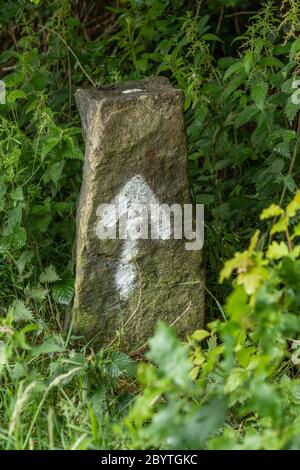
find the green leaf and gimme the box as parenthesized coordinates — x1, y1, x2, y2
(290, 38, 300, 58)
(147, 322, 192, 387)
(12, 300, 34, 323)
(107, 351, 137, 379)
(10, 186, 24, 201)
(225, 368, 248, 393)
(259, 57, 283, 68)
(244, 51, 254, 75)
(285, 99, 300, 124)
(31, 337, 65, 357)
(39, 265, 60, 284)
(29, 286, 48, 302)
(52, 278, 74, 305)
(251, 82, 268, 110)
(44, 160, 65, 185)
(234, 105, 259, 128)
(202, 33, 222, 42)
(7, 90, 27, 103)
(223, 60, 243, 81)
(260, 203, 284, 220)
(189, 329, 210, 342)
(41, 137, 60, 158)
(267, 241, 289, 260)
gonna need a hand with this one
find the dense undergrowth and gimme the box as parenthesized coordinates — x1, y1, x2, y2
(1, 0, 300, 449)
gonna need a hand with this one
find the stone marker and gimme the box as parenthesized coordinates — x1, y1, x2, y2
(73, 77, 205, 349)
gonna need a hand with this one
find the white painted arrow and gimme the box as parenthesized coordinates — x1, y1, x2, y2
(96, 175, 171, 299)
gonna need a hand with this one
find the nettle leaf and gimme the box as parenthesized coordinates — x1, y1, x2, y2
(244, 51, 254, 75)
(6, 90, 27, 103)
(11, 226, 27, 249)
(281, 78, 294, 94)
(31, 337, 65, 358)
(250, 82, 268, 110)
(16, 250, 34, 275)
(12, 300, 34, 323)
(222, 74, 245, 101)
(147, 322, 192, 387)
(41, 136, 60, 158)
(234, 105, 258, 128)
(10, 186, 24, 201)
(224, 367, 248, 394)
(202, 33, 222, 42)
(259, 56, 284, 68)
(29, 286, 48, 302)
(3, 71, 24, 87)
(223, 60, 244, 81)
(285, 99, 300, 124)
(44, 160, 65, 185)
(62, 135, 83, 160)
(52, 278, 74, 305)
(39, 265, 60, 284)
(2, 205, 23, 236)
(107, 351, 137, 379)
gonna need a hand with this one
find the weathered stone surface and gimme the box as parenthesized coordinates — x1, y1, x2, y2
(73, 77, 205, 349)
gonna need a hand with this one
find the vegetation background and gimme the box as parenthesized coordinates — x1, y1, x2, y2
(1, 0, 300, 450)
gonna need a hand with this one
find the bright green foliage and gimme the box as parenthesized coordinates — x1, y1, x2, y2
(1, 0, 300, 450)
(120, 192, 300, 449)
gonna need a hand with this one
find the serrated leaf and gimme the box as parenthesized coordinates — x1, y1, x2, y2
(41, 136, 60, 158)
(44, 160, 65, 185)
(52, 278, 74, 305)
(12, 300, 34, 323)
(285, 99, 300, 124)
(107, 351, 136, 379)
(39, 265, 60, 284)
(224, 368, 248, 394)
(223, 60, 243, 81)
(244, 51, 254, 75)
(251, 82, 268, 110)
(259, 57, 283, 68)
(10, 186, 24, 201)
(234, 105, 258, 128)
(29, 286, 48, 302)
(222, 74, 245, 101)
(7, 90, 27, 103)
(147, 322, 192, 387)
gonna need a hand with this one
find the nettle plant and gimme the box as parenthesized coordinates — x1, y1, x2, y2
(0, 32, 84, 324)
(186, 1, 300, 287)
(120, 192, 300, 450)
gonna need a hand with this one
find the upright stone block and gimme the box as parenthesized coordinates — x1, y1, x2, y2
(73, 77, 205, 349)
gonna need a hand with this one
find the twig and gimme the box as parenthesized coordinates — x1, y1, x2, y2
(38, 25, 96, 87)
